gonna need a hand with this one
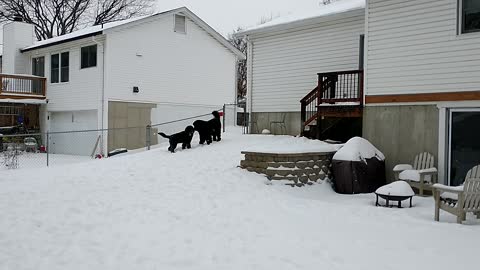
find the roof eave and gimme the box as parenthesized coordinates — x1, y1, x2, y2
(20, 31, 103, 53)
(236, 7, 365, 37)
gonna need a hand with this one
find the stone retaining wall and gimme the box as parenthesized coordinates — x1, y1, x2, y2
(240, 151, 335, 185)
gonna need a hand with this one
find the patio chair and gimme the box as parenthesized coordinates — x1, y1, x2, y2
(393, 152, 437, 196)
(269, 113, 287, 135)
(24, 137, 38, 152)
(433, 165, 480, 224)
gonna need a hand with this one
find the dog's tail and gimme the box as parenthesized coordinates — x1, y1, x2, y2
(158, 132, 170, 139)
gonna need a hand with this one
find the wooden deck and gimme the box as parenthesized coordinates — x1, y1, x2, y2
(0, 74, 47, 99)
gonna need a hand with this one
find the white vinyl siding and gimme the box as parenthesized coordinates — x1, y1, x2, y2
(104, 15, 236, 108)
(24, 38, 104, 112)
(249, 9, 365, 112)
(366, 0, 480, 96)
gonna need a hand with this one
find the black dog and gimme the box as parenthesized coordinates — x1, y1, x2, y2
(158, 125, 194, 153)
(208, 111, 221, 142)
(193, 120, 212, 145)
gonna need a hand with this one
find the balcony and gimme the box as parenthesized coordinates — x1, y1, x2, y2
(300, 70, 363, 140)
(0, 74, 47, 99)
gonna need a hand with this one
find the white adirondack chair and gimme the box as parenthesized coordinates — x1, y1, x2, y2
(393, 152, 437, 196)
(433, 165, 480, 224)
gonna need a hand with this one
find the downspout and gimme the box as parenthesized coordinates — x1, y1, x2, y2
(246, 35, 254, 133)
(92, 35, 106, 155)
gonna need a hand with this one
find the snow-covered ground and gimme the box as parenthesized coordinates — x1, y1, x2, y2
(0, 128, 479, 270)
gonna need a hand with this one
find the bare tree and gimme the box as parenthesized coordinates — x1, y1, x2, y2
(0, 0, 155, 40)
(229, 27, 248, 101)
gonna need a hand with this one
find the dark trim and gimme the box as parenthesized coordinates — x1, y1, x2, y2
(21, 31, 102, 52)
(366, 91, 480, 104)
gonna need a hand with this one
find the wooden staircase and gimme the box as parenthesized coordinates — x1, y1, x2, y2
(300, 70, 364, 141)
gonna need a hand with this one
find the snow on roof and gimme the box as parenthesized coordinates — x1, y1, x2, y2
(333, 137, 385, 162)
(21, 14, 153, 51)
(241, 0, 365, 34)
(21, 7, 245, 59)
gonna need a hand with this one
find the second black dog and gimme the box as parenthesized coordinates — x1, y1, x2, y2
(158, 125, 194, 153)
(208, 111, 222, 142)
(193, 120, 212, 145)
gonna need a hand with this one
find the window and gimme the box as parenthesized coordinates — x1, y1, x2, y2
(174, 14, 186, 34)
(51, 52, 69, 83)
(461, 0, 480, 33)
(32, 56, 45, 77)
(81, 45, 97, 68)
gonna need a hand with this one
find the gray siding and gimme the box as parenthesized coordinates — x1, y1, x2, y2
(366, 0, 480, 95)
(250, 9, 365, 112)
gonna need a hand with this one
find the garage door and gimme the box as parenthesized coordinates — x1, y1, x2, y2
(49, 110, 98, 155)
(108, 102, 157, 151)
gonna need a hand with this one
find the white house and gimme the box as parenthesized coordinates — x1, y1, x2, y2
(363, 0, 480, 186)
(240, 0, 480, 186)
(1, 7, 245, 155)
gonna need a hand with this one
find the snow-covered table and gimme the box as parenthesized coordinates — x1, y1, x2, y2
(375, 181, 415, 208)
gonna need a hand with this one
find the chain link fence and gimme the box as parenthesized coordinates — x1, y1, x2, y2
(0, 105, 242, 171)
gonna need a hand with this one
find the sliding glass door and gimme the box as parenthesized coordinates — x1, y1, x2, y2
(448, 109, 480, 186)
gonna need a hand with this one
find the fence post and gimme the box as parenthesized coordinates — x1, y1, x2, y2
(223, 104, 226, 133)
(146, 125, 151, 150)
(46, 131, 49, 167)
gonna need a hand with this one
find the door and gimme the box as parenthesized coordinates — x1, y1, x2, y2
(448, 109, 480, 186)
(49, 110, 97, 156)
(31, 56, 45, 94)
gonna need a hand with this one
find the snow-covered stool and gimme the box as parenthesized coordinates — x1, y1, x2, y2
(375, 181, 415, 208)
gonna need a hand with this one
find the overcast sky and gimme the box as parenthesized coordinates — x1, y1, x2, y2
(155, 0, 322, 35)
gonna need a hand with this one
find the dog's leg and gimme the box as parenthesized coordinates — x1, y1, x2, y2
(170, 142, 177, 153)
(182, 143, 186, 149)
(187, 143, 191, 149)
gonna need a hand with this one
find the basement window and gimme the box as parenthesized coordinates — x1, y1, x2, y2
(174, 14, 186, 34)
(461, 0, 480, 33)
(81, 45, 97, 69)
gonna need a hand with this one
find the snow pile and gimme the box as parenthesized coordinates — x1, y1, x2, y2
(243, 134, 341, 154)
(243, 0, 365, 33)
(333, 137, 384, 162)
(0, 128, 479, 270)
(376, 181, 414, 197)
(399, 168, 437, 182)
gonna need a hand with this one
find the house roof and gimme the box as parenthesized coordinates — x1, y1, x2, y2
(20, 7, 245, 59)
(237, 0, 365, 36)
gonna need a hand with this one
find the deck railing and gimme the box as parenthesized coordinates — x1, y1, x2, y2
(300, 70, 363, 133)
(318, 70, 363, 104)
(0, 74, 46, 97)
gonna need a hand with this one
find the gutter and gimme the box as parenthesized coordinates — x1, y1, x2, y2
(21, 31, 102, 52)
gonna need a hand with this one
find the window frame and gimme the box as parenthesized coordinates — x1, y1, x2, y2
(174, 14, 187, 34)
(80, 44, 97, 69)
(459, 0, 480, 34)
(50, 51, 70, 84)
(32, 56, 45, 77)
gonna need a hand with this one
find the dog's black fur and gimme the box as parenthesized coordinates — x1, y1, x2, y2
(193, 120, 212, 145)
(208, 111, 221, 142)
(158, 125, 194, 153)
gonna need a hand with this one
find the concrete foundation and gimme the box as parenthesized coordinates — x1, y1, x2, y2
(251, 112, 301, 136)
(363, 105, 439, 181)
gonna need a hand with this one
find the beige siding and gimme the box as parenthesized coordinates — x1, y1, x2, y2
(250, 9, 365, 113)
(366, 0, 480, 95)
